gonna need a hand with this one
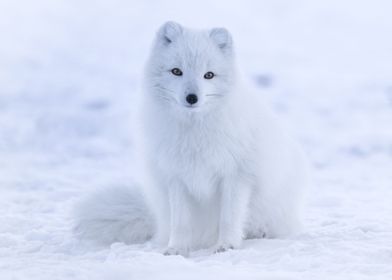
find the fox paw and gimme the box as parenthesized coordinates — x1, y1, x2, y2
(163, 247, 189, 257)
(214, 243, 235, 254)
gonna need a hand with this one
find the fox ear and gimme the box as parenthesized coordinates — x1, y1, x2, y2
(157, 21, 183, 45)
(209, 28, 232, 53)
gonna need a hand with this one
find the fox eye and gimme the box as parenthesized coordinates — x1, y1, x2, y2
(204, 71, 214, 79)
(171, 68, 183, 76)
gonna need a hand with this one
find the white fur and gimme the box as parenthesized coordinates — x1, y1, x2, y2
(74, 22, 309, 256)
(142, 22, 309, 255)
(73, 185, 154, 245)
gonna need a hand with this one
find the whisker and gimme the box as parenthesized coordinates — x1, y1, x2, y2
(155, 93, 176, 104)
(156, 94, 172, 100)
(153, 84, 175, 93)
(206, 94, 224, 97)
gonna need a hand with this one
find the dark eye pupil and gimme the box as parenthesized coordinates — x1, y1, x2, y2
(204, 72, 214, 79)
(171, 68, 182, 76)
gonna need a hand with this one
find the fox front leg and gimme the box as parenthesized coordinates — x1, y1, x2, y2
(164, 182, 192, 257)
(215, 175, 251, 253)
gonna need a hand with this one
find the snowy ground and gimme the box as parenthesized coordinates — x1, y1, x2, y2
(1, 0, 392, 279)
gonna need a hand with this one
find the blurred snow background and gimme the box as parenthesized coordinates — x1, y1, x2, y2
(0, 0, 392, 279)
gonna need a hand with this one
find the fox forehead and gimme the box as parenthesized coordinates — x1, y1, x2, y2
(150, 22, 233, 70)
(160, 33, 223, 71)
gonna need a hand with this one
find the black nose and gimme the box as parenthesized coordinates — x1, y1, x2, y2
(186, 94, 198, 105)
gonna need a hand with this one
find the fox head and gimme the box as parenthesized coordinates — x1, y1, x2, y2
(145, 21, 236, 116)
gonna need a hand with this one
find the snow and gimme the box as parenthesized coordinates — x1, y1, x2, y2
(1, 0, 392, 279)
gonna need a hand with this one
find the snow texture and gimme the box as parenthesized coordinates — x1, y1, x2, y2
(0, 0, 392, 279)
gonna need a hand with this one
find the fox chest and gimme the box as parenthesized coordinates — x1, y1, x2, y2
(153, 130, 240, 197)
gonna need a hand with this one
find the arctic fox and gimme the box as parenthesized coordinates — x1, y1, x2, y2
(74, 22, 309, 256)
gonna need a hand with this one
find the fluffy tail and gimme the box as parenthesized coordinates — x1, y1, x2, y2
(73, 185, 154, 245)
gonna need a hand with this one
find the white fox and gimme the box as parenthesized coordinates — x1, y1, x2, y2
(74, 22, 309, 256)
